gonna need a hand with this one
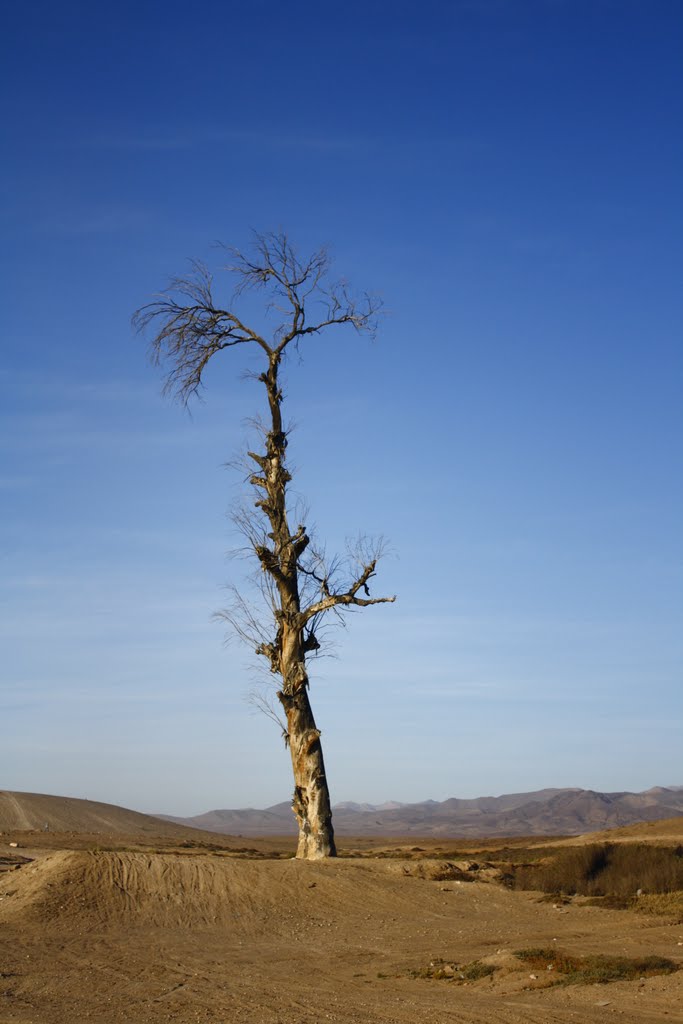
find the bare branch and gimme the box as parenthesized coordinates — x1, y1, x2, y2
(302, 554, 396, 622)
(247, 687, 289, 746)
(214, 585, 272, 653)
(299, 538, 395, 624)
(134, 234, 383, 409)
(221, 231, 383, 353)
(132, 260, 269, 405)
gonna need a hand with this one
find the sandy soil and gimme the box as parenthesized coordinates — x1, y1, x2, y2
(1, 828, 682, 1024)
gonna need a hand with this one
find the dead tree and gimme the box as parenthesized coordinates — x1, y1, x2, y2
(133, 232, 395, 859)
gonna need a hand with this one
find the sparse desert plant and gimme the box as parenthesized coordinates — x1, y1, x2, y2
(409, 959, 497, 982)
(635, 891, 683, 921)
(508, 842, 683, 897)
(515, 947, 678, 985)
(582, 894, 634, 909)
(460, 960, 497, 981)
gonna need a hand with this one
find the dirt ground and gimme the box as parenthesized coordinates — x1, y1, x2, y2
(1, 830, 682, 1024)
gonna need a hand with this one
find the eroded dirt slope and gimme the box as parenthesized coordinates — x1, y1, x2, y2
(1, 847, 681, 1024)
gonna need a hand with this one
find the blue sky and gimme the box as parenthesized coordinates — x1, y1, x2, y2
(2, 0, 681, 815)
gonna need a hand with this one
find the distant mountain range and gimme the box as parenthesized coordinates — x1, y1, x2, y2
(159, 785, 683, 838)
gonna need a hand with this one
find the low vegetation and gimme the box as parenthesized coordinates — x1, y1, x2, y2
(634, 891, 683, 918)
(515, 947, 678, 985)
(504, 842, 683, 898)
(409, 959, 497, 982)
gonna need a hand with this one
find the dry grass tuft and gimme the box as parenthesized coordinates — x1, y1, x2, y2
(507, 842, 683, 897)
(635, 891, 683, 920)
(515, 947, 678, 985)
(409, 959, 497, 983)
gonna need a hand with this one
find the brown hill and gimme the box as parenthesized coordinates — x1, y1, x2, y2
(162, 803, 298, 835)
(0, 790, 203, 839)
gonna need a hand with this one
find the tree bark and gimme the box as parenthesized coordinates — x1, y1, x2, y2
(257, 355, 337, 858)
(279, 679, 336, 859)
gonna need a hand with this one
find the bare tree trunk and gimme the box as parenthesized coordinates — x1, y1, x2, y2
(256, 358, 337, 858)
(279, 681, 336, 859)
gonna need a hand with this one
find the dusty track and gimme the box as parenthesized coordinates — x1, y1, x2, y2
(1, 846, 681, 1024)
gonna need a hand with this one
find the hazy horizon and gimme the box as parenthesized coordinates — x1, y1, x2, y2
(4, 782, 683, 822)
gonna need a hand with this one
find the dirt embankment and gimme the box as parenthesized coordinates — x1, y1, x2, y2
(3, 849, 441, 930)
(1, 844, 682, 1024)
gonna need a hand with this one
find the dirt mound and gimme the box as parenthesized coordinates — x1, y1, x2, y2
(0, 790, 204, 838)
(2, 847, 682, 1023)
(1, 850, 447, 931)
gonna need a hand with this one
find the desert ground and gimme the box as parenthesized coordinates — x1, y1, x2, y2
(1, 795, 681, 1024)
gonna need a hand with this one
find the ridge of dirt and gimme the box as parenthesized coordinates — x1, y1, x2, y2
(0, 851, 499, 930)
(1, 843, 682, 1023)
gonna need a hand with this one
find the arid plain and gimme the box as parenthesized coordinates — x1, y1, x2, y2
(1, 792, 682, 1024)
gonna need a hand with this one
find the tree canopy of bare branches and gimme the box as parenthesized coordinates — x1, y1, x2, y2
(134, 231, 395, 859)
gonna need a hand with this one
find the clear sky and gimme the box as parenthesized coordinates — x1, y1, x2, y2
(2, 0, 681, 816)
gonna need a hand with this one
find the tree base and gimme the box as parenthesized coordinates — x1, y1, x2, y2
(296, 830, 337, 859)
